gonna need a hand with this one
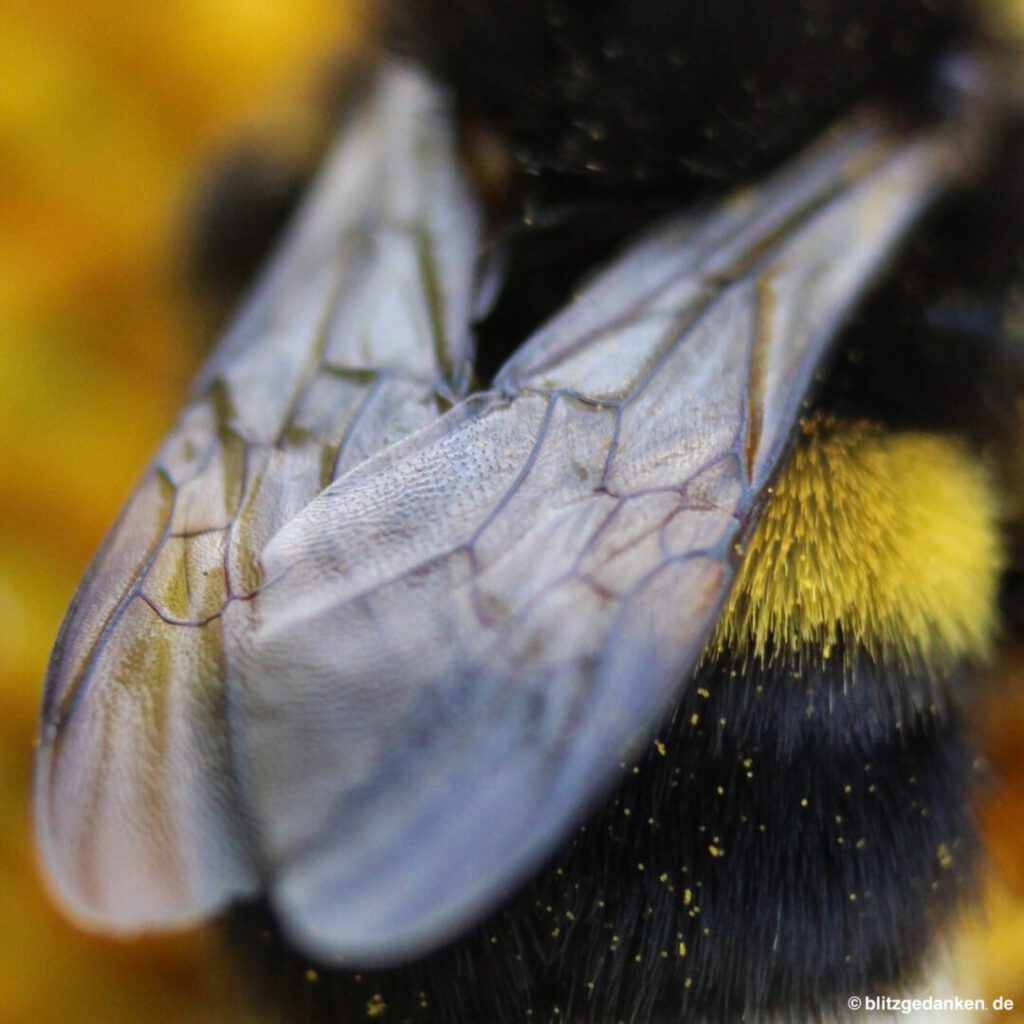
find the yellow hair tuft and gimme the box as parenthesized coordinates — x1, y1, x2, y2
(709, 413, 1004, 672)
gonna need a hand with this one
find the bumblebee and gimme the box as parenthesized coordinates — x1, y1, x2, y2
(33, 1, 1024, 1022)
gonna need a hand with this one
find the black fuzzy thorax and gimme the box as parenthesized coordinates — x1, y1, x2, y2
(381, 0, 967, 192)
(227, 648, 981, 1024)
(380, 0, 973, 382)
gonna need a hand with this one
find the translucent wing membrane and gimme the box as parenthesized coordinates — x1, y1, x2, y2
(230, 114, 966, 961)
(35, 64, 482, 932)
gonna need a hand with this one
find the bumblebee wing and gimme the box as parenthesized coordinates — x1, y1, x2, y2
(233, 114, 966, 962)
(34, 64, 482, 933)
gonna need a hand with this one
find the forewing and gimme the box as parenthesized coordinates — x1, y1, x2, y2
(34, 64, 482, 933)
(232, 113, 968, 961)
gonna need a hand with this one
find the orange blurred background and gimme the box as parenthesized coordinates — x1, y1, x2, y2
(1, 2, 1023, 1022)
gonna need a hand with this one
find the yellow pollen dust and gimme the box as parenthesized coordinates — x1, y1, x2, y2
(709, 413, 1003, 671)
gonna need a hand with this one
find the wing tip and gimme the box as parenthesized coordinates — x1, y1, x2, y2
(272, 879, 462, 967)
(33, 748, 258, 940)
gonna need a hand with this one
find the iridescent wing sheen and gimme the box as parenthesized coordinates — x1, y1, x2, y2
(34, 64, 482, 933)
(229, 114, 969, 962)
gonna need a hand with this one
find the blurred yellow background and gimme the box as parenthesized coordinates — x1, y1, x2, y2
(0, 2, 354, 1021)
(1, 2, 1023, 1023)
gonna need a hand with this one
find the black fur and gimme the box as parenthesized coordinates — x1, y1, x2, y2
(381, 0, 968, 193)
(381, 0, 974, 383)
(818, 117, 1024, 444)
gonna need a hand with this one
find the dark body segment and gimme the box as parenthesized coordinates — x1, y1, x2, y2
(383, 0, 968, 190)
(229, 649, 979, 1024)
(383, 0, 975, 379)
